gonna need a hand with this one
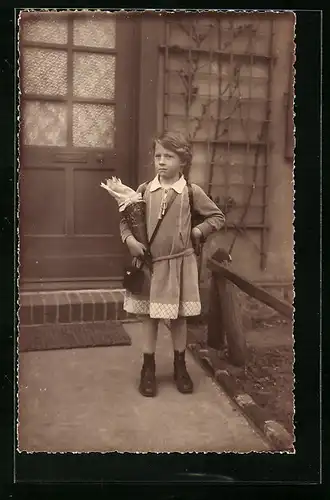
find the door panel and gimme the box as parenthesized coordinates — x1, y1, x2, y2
(22, 253, 123, 281)
(21, 234, 123, 281)
(20, 168, 66, 234)
(73, 169, 121, 235)
(19, 12, 137, 287)
(22, 236, 123, 257)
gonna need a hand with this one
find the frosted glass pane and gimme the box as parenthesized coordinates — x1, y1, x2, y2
(73, 104, 115, 148)
(22, 48, 67, 96)
(73, 53, 115, 99)
(20, 15, 68, 44)
(22, 101, 67, 146)
(73, 16, 116, 48)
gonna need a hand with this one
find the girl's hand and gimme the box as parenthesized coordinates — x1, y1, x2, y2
(191, 227, 203, 256)
(126, 235, 147, 258)
(191, 227, 203, 241)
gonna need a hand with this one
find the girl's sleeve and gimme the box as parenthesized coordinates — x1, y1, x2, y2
(119, 183, 146, 244)
(119, 217, 132, 244)
(192, 184, 225, 239)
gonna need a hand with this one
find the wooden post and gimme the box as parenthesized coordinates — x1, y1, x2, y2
(207, 273, 226, 350)
(206, 249, 247, 367)
(206, 248, 294, 367)
(217, 276, 246, 367)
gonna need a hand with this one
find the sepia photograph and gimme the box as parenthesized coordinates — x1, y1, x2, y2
(17, 9, 295, 454)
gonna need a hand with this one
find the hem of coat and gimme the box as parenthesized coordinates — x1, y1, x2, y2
(124, 295, 201, 319)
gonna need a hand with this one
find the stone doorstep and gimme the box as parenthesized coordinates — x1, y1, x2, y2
(18, 289, 130, 326)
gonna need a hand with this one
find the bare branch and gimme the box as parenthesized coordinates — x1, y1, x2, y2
(173, 18, 265, 254)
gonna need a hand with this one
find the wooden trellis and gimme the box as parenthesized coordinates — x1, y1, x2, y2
(159, 14, 276, 269)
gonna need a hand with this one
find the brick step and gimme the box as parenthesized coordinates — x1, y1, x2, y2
(19, 290, 129, 326)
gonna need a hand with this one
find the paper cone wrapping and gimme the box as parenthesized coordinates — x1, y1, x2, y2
(100, 177, 142, 211)
(122, 200, 149, 249)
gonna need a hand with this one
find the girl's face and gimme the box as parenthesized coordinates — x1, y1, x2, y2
(154, 142, 183, 182)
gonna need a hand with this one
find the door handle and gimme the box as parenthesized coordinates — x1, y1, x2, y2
(96, 153, 105, 164)
(96, 153, 115, 171)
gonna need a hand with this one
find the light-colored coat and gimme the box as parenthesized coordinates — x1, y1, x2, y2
(120, 175, 225, 319)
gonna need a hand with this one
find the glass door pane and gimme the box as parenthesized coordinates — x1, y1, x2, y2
(22, 101, 67, 146)
(73, 52, 116, 99)
(73, 16, 116, 48)
(22, 48, 68, 96)
(20, 13, 68, 44)
(72, 103, 115, 148)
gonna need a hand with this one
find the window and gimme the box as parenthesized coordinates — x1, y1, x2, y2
(20, 12, 117, 148)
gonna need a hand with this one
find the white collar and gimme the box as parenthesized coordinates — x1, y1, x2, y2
(149, 175, 186, 194)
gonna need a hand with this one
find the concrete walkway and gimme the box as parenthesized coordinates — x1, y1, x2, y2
(18, 322, 269, 453)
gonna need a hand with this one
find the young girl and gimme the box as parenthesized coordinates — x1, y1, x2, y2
(120, 131, 225, 397)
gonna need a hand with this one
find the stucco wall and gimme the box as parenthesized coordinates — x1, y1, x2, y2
(155, 13, 295, 288)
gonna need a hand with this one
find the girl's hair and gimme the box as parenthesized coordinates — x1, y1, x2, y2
(152, 130, 193, 180)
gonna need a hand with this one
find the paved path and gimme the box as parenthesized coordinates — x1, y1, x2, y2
(18, 322, 269, 453)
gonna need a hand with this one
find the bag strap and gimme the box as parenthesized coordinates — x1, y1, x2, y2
(139, 179, 196, 264)
(138, 180, 178, 248)
(136, 183, 177, 268)
(148, 191, 178, 248)
(187, 182, 194, 218)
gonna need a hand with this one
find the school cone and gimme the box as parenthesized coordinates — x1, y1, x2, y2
(101, 177, 150, 264)
(122, 200, 149, 250)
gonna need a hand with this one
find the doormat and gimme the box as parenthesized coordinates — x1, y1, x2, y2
(19, 321, 132, 352)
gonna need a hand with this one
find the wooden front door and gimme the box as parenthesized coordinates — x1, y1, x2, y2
(19, 12, 137, 289)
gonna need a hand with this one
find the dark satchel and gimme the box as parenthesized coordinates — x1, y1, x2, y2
(123, 259, 146, 295)
(123, 191, 178, 294)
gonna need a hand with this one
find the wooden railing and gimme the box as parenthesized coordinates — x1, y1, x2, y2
(206, 248, 294, 366)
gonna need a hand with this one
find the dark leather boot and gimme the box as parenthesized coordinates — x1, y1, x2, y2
(139, 353, 157, 397)
(174, 350, 194, 394)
